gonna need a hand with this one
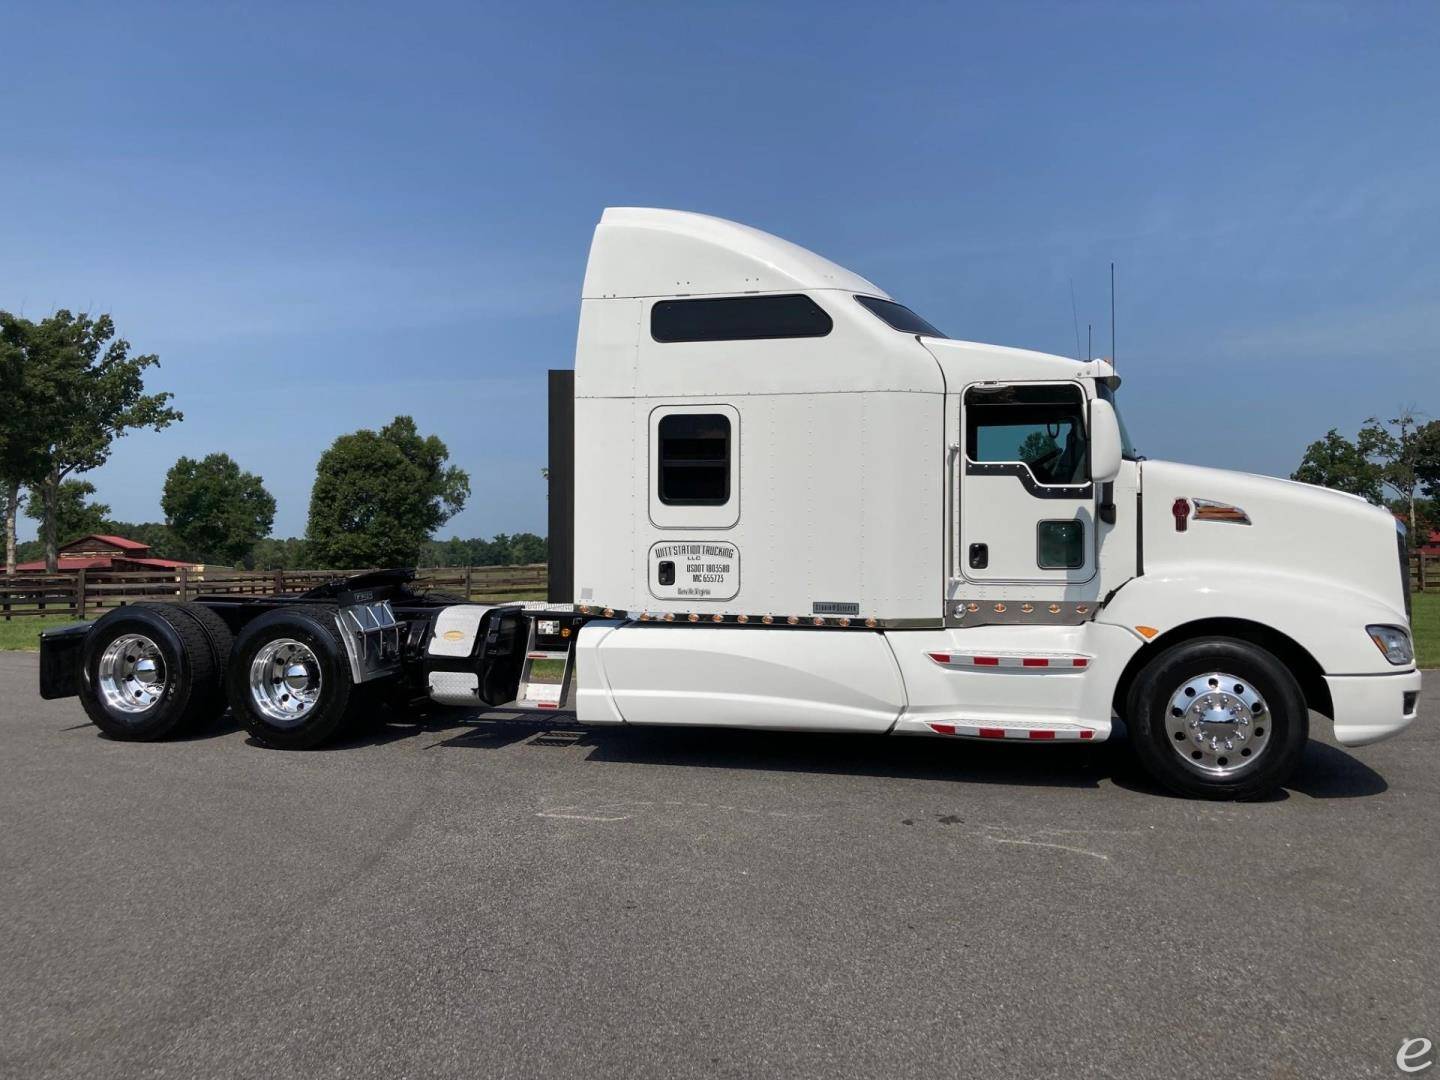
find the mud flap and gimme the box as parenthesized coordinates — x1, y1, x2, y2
(38, 621, 93, 700)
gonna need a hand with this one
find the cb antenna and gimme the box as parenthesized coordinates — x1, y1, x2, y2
(1087, 323, 1092, 362)
(1069, 279, 1082, 362)
(1109, 261, 1117, 370)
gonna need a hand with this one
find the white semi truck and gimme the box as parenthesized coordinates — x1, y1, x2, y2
(40, 208, 1420, 799)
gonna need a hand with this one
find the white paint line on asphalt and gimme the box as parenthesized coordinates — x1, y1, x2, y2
(983, 836, 1111, 861)
(536, 798, 824, 823)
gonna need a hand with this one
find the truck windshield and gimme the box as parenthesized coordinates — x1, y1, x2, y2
(1098, 383, 1140, 460)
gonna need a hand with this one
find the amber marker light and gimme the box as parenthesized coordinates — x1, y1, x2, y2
(1135, 625, 1160, 639)
(1193, 499, 1251, 525)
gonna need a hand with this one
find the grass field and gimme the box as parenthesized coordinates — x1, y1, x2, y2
(1411, 591, 1440, 668)
(5, 599, 1439, 669)
(0, 615, 82, 651)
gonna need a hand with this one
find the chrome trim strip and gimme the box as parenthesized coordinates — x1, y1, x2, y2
(946, 599, 1095, 628)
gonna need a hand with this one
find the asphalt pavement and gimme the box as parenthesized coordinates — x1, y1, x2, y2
(0, 650, 1434, 1079)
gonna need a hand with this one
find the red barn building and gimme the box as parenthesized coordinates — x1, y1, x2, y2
(14, 535, 197, 574)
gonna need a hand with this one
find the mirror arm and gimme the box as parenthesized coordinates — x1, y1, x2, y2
(1099, 481, 1117, 525)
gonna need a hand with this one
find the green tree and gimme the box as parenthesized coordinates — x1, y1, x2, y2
(161, 453, 276, 566)
(1291, 429, 1385, 503)
(23, 480, 110, 547)
(1358, 410, 1437, 536)
(0, 315, 52, 573)
(2, 311, 180, 570)
(1017, 430, 1060, 465)
(305, 416, 469, 568)
(418, 532, 548, 567)
(244, 536, 311, 571)
(0, 487, 23, 574)
(1416, 422, 1440, 485)
(501, 532, 547, 565)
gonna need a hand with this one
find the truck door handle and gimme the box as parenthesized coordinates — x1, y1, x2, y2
(657, 560, 675, 586)
(968, 543, 988, 570)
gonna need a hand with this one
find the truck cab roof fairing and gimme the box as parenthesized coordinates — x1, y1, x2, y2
(582, 207, 890, 300)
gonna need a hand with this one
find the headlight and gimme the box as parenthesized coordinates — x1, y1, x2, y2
(1366, 625, 1414, 666)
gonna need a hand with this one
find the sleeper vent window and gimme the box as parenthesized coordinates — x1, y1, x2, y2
(651, 295, 832, 342)
(854, 295, 946, 338)
(658, 414, 731, 506)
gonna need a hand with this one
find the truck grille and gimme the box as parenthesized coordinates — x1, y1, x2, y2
(1398, 525, 1412, 622)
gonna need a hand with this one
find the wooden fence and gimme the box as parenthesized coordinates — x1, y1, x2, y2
(0, 564, 548, 621)
(1411, 552, 1438, 593)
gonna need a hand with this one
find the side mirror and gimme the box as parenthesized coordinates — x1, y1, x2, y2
(1090, 399, 1123, 483)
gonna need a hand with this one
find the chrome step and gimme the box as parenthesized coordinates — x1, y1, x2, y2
(510, 617, 576, 712)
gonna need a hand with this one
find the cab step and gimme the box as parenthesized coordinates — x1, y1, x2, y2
(495, 615, 578, 712)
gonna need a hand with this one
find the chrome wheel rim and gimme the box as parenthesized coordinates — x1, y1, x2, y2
(1165, 671, 1271, 777)
(97, 634, 167, 716)
(249, 638, 322, 727)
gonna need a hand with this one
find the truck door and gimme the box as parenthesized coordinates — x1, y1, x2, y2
(958, 381, 1096, 586)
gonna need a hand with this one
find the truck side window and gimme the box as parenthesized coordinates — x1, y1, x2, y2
(651, 295, 832, 342)
(657, 414, 731, 505)
(965, 384, 1089, 486)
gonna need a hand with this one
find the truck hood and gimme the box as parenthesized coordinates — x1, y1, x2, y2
(1139, 459, 1408, 620)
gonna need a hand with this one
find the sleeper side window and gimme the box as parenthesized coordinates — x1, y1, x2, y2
(649, 404, 740, 530)
(651, 295, 832, 342)
(658, 413, 730, 505)
(965, 384, 1089, 487)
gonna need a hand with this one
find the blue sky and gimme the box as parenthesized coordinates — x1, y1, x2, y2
(4, 1, 1436, 542)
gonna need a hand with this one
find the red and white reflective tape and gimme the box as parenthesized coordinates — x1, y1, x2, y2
(927, 652, 1090, 670)
(929, 722, 1095, 741)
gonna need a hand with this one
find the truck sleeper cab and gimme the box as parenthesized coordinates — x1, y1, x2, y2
(40, 208, 1420, 800)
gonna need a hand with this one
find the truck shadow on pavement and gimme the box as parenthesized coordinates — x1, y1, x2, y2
(419, 715, 1389, 800)
(67, 700, 1389, 800)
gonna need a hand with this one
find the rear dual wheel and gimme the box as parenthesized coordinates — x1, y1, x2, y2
(226, 606, 358, 750)
(80, 603, 233, 740)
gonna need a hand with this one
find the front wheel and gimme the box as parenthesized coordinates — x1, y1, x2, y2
(1126, 637, 1308, 800)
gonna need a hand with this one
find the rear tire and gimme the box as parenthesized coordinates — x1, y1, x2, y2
(80, 605, 219, 740)
(227, 606, 354, 749)
(1126, 636, 1308, 800)
(134, 602, 234, 729)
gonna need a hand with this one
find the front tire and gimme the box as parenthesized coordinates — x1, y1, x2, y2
(1126, 637, 1308, 800)
(227, 606, 354, 749)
